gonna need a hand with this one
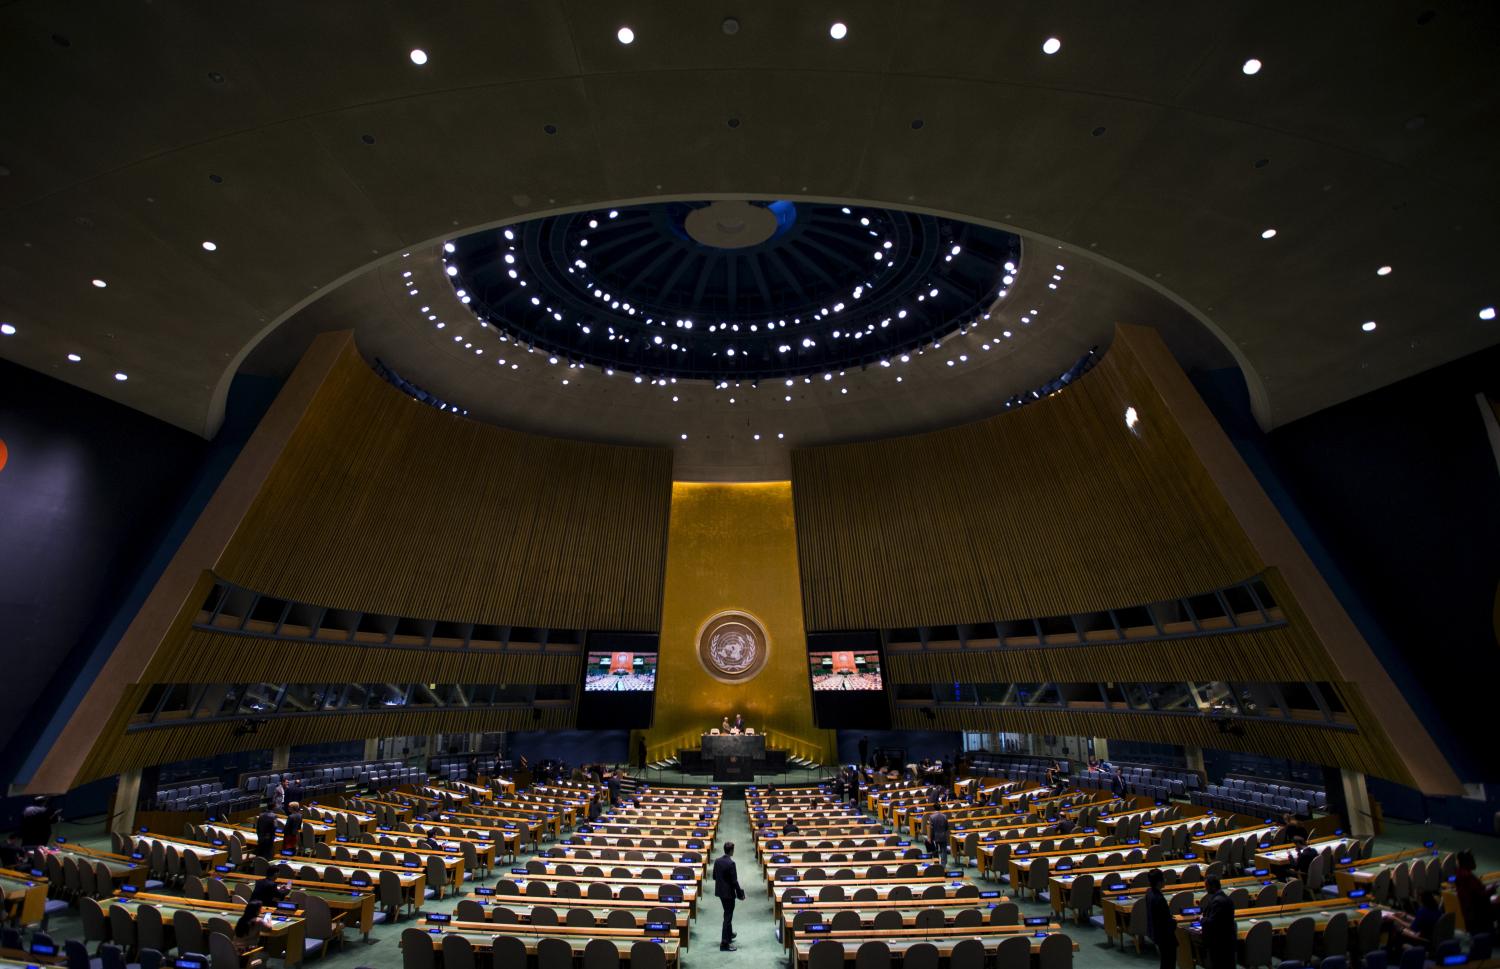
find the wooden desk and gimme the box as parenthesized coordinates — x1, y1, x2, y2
(410, 922, 679, 966)
(108, 893, 309, 966)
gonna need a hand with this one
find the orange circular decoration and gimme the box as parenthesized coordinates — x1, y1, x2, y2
(0, 437, 8, 474)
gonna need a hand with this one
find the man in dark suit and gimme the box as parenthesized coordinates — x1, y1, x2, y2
(1200, 874, 1237, 969)
(713, 841, 745, 951)
(926, 801, 950, 865)
(254, 808, 279, 859)
(858, 736, 870, 768)
(1146, 868, 1177, 969)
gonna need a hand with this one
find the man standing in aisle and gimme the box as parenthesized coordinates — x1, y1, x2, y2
(713, 841, 745, 951)
(1200, 874, 1238, 969)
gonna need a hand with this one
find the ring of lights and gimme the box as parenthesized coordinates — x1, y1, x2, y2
(444, 200, 1022, 382)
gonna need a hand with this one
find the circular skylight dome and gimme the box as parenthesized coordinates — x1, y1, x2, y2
(444, 200, 1021, 381)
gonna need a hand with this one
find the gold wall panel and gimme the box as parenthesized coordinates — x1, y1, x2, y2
(216, 340, 672, 631)
(641, 482, 834, 764)
(791, 331, 1261, 631)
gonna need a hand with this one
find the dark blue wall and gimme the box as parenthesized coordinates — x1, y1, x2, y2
(0, 360, 203, 783)
(837, 730, 961, 767)
(1193, 343, 1499, 790)
(2, 364, 281, 790)
(510, 730, 630, 767)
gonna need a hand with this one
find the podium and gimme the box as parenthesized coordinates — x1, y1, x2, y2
(680, 734, 787, 778)
(701, 734, 765, 781)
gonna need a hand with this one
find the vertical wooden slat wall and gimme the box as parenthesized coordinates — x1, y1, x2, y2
(791, 337, 1262, 631)
(214, 342, 673, 631)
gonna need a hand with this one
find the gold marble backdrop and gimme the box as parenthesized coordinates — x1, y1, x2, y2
(640, 481, 834, 764)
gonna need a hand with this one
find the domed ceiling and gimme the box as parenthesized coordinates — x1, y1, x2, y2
(445, 200, 1020, 381)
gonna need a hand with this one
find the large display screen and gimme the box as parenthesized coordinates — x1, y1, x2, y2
(583, 651, 658, 692)
(809, 649, 883, 691)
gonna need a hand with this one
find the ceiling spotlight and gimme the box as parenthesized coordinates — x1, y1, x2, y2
(777, 432, 784, 440)
(829, 22, 848, 40)
(201, 241, 217, 251)
(616, 26, 635, 45)
(114, 372, 128, 381)
(1042, 37, 1062, 55)
(1361, 321, 1377, 332)
(0, 323, 14, 335)
(91, 278, 107, 288)
(753, 433, 760, 440)
(67, 352, 81, 361)
(1242, 57, 1262, 75)
(1479, 306, 1496, 321)
(1124, 406, 1140, 429)
(679, 433, 687, 440)
(1260, 228, 1277, 239)
(1376, 265, 1392, 276)
(409, 49, 428, 66)
(445, 265, 458, 276)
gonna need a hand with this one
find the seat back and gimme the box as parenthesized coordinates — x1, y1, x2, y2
(1242, 918, 1273, 969)
(400, 928, 434, 969)
(854, 939, 891, 969)
(439, 934, 474, 969)
(1038, 933, 1073, 969)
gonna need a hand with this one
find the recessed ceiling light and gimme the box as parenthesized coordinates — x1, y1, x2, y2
(67, 353, 81, 362)
(444, 242, 455, 253)
(1242, 58, 1262, 75)
(114, 372, 128, 381)
(1260, 228, 1277, 239)
(0, 323, 14, 335)
(1376, 265, 1392, 276)
(445, 266, 458, 276)
(679, 433, 687, 441)
(91, 278, 107, 288)
(1361, 320, 1377, 332)
(616, 26, 635, 45)
(1480, 306, 1497, 321)
(829, 22, 848, 40)
(409, 49, 428, 66)
(777, 433, 785, 440)
(201, 241, 217, 252)
(1042, 37, 1061, 55)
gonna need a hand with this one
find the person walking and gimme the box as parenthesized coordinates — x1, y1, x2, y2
(927, 799, 950, 866)
(713, 841, 745, 951)
(282, 803, 303, 855)
(254, 808, 278, 860)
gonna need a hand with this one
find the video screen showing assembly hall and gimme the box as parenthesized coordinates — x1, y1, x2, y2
(1, 5, 1498, 969)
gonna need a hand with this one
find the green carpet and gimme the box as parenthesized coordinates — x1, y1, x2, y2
(31, 802, 1500, 969)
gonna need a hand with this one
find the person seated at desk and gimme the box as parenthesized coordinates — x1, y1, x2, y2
(233, 901, 273, 964)
(781, 817, 799, 836)
(1285, 836, 1318, 877)
(1454, 850, 1496, 937)
(248, 873, 289, 907)
(1045, 759, 1064, 788)
(1277, 812, 1308, 844)
(0, 833, 25, 869)
(1390, 891, 1443, 951)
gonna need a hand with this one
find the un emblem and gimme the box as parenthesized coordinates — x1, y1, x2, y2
(696, 611, 770, 683)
